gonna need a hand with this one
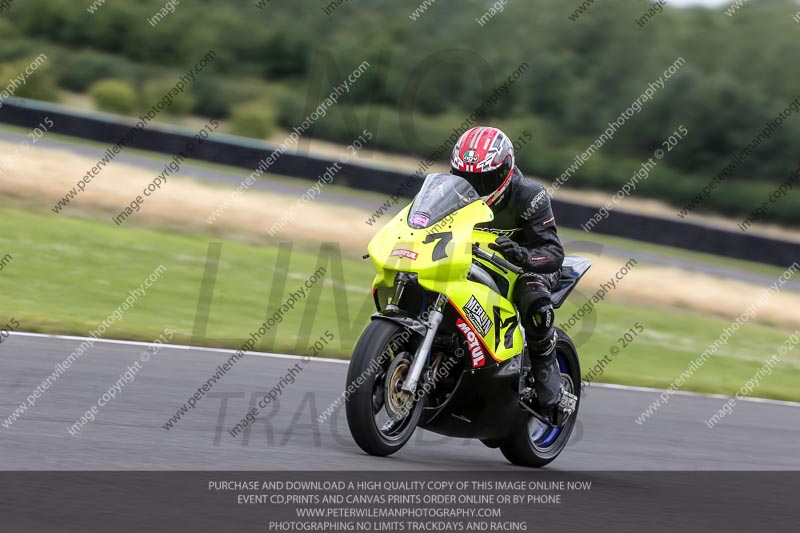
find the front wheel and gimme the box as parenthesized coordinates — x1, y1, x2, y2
(500, 329, 581, 467)
(345, 319, 425, 457)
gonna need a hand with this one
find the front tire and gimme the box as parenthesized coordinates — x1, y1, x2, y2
(500, 329, 581, 467)
(345, 319, 425, 457)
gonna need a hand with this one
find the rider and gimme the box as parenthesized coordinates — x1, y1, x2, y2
(450, 126, 569, 425)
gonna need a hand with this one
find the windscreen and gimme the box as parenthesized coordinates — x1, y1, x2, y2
(407, 173, 480, 229)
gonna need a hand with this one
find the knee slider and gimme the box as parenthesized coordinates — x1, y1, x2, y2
(530, 303, 555, 334)
(514, 275, 555, 338)
(520, 299, 554, 337)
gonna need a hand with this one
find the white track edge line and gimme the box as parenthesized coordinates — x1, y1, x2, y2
(8, 331, 798, 407)
(8, 331, 348, 364)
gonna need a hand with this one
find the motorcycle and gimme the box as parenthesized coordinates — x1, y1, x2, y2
(345, 173, 591, 467)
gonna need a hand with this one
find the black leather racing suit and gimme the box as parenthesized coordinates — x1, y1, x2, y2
(477, 167, 565, 407)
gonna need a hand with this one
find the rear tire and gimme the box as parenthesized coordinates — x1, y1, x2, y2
(500, 329, 581, 467)
(346, 319, 425, 457)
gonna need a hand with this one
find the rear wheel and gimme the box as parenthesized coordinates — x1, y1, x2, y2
(500, 329, 581, 467)
(345, 319, 425, 456)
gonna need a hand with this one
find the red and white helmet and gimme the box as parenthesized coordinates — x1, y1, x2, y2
(451, 126, 515, 206)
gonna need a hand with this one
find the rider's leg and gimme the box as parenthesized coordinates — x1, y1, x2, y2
(513, 273, 562, 407)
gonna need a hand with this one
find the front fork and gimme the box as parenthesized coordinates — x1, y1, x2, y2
(401, 293, 448, 394)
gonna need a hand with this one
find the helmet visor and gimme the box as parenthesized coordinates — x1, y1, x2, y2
(451, 167, 508, 198)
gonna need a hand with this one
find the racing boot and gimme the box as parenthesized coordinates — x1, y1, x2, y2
(522, 331, 576, 427)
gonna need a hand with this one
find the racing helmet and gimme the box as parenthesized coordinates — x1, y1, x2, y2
(450, 126, 515, 206)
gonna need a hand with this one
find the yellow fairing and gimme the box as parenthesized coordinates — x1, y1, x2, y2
(367, 201, 524, 363)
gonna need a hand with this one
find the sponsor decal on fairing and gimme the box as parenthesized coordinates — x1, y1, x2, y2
(456, 318, 486, 368)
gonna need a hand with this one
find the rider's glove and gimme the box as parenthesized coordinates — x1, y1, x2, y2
(488, 236, 528, 267)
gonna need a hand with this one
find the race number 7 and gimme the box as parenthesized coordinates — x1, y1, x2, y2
(423, 231, 452, 261)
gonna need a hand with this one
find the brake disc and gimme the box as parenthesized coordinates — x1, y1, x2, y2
(384, 352, 415, 421)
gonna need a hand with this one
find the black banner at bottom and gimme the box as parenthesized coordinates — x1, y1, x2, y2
(0, 471, 795, 532)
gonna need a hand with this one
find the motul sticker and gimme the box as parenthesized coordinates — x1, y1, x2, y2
(456, 318, 486, 368)
(390, 249, 418, 260)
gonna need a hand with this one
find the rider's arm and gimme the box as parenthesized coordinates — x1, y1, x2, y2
(517, 188, 565, 274)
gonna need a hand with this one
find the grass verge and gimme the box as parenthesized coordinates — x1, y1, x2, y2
(1, 203, 797, 401)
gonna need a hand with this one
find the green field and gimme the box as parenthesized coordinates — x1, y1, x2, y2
(1, 204, 797, 401)
(0, 120, 790, 283)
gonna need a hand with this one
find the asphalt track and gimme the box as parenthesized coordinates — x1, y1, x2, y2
(2, 332, 798, 471)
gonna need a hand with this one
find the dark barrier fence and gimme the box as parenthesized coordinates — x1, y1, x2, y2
(1, 99, 797, 267)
